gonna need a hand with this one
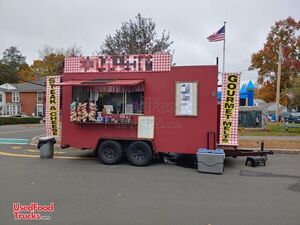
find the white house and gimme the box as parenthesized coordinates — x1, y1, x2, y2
(0, 83, 17, 115)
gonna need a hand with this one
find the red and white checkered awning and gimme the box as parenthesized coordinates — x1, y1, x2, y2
(56, 79, 143, 86)
(55, 79, 144, 93)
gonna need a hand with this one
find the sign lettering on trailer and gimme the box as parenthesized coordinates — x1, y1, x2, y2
(45, 76, 61, 137)
(64, 54, 171, 73)
(219, 73, 240, 146)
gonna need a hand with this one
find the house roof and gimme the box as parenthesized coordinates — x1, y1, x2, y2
(254, 99, 267, 106)
(1, 77, 46, 93)
(0, 83, 16, 90)
(30, 76, 46, 86)
(11, 83, 45, 92)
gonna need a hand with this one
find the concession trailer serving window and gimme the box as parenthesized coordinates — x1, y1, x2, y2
(72, 89, 144, 115)
(60, 79, 144, 115)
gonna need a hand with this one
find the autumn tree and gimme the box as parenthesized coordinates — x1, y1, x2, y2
(254, 82, 276, 103)
(16, 64, 35, 81)
(250, 17, 300, 102)
(38, 44, 82, 59)
(63, 44, 83, 57)
(31, 53, 65, 77)
(283, 76, 300, 109)
(100, 13, 173, 55)
(32, 45, 82, 77)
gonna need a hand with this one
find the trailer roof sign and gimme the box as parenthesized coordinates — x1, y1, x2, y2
(64, 54, 171, 73)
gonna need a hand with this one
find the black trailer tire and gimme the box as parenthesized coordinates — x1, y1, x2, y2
(97, 140, 123, 165)
(127, 141, 152, 166)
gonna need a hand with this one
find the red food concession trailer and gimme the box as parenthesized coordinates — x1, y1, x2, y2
(46, 54, 271, 166)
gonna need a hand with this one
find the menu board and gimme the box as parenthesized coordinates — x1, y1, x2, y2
(137, 116, 155, 139)
(175, 82, 198, 116)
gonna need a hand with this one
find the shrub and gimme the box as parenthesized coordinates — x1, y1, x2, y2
(0, 117, 41, 126)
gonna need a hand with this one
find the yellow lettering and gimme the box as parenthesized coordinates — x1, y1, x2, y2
(221, 74, 239, 144)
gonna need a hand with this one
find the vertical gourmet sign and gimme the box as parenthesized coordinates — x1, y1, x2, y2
(45, 76, 61, 137)
(219, 73, 240, 146)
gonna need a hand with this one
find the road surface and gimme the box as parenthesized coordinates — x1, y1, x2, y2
(0, 149, 299, 225)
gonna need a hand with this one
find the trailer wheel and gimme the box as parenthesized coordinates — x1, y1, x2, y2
(127, 141, 152, 166)
(97, 140, 123, 165)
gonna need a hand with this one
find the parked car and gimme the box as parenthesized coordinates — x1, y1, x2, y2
(291, 113, 300, 123)
(281, 112, 294, 123)
(293, 116, 300, 123)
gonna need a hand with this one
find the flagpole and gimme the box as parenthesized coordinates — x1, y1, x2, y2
(222, 21, 226, 74)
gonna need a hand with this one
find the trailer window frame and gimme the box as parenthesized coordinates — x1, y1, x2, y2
(175, 81, 198, 117)
(72, 86, 144, 115)
(124, 92, 144, 115)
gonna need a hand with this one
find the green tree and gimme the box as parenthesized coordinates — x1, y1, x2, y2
(0, 46, 27, 84)
(249, 17, 300, 90)
(100, 13, 173, 55)
(0, 64, 19, 84)
(1, 46, 26, 72)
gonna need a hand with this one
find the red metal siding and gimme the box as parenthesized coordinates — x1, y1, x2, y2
(61, 66, 218, 154)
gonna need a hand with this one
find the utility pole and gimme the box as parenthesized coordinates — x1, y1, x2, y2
(275, 43, 283, 122)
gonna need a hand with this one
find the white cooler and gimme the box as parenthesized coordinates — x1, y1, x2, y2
(196, 149, 225, 174)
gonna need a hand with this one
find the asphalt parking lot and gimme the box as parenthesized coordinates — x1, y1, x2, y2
(0, 149, 300, 225)
(0, 124, 45, 140)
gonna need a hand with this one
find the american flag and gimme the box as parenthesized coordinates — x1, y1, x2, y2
(207, 25, 225, 42)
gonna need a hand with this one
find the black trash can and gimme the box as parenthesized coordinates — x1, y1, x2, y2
(38, 137, 56, 159)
